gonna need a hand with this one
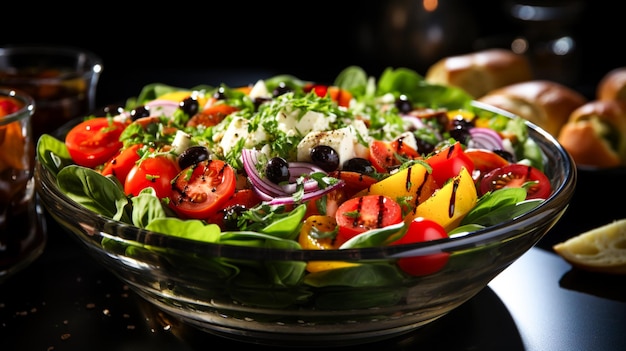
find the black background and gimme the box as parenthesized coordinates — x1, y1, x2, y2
(0, 1, 620, 104)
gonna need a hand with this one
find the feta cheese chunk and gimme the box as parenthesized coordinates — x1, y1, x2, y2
(219, 116, 268, 155)
(297, 120, 370, 168)
(276, 108, 332, 137)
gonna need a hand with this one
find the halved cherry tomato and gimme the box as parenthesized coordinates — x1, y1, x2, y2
(391, 217, 450, 276)
(65, 117, 127, 168)
(101, 143, 143, 184)
(464, 148, 510, 182)
(368, 139, 420, 173)
(479, 163, 552, 200)
(335, 194, 403, 246)
(124, 155, 180, 198)
(169, 159, 237, 220)
(426, 141, 475, 187)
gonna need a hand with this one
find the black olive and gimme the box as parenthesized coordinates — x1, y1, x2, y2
(415, 138, 435, 155)
(272, 82, 292, 97)
(94, 104, 124, 117)
(342, 157, 375, 174)
(130, 105, 150, 121)
(395, 94, 413, 114)
(179, 96, 199, 117)
(265, 157, 290, 184)
(310, 145, 340, 172)
(494, 149, 515, 163)
(221, 205, 248, 231)
(178, 145, 210, 170)
(212, 86, 227, 100)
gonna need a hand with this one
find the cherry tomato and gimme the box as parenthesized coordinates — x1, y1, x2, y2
(368, 139, 420, 173)
(65, 117, 127, 168)
(479, 164, 552, 200)
(101, 143, 143, 184)
(335, 194, 403, 246)
(169, 159, 237, 220)
(391, 217, 450, 276)
(124, 155, 180, 198)
(464, 148, 510, 182)
(426, 141, 475, 187)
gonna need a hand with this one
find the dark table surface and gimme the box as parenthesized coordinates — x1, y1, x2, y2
(2, 69, 626, 351)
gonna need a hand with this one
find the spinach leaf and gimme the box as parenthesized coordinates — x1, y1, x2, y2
(36, 134, 73, 176)
(130, 187, 170, 228)
(56, 165, 131, 222)
(145, 217, 221, 243)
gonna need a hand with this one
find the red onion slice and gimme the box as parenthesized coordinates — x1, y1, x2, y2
(468, 127, 504, 151)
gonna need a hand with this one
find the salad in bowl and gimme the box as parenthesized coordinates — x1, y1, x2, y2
(35, 66, 575, 346)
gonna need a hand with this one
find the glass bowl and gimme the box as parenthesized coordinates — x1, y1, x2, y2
(34, 102, 576, 347)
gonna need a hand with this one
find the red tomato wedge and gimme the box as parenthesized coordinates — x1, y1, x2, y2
(479, 163, 552, 200)
(65, 117, 127, 168)
(391, 217, 450, 276)
(169, 159, 237, 220)
(369, 139, 420, 173)
(101, 143, 143, 184)
(426, 141, 475, 187)
(335, 194, 403, 246)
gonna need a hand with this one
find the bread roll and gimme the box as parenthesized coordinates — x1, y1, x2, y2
(597, 67, 626, 103)
(477, 80, 587, 137)
(425, 49, 533, 98)
(557, 100, 626, 168)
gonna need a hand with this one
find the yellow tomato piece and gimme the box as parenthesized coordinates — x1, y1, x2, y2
(158, 90, 209, 109)
(409, 167, 477, 232)
(355, 162, 437, 211)
(298, 215, 359, 273)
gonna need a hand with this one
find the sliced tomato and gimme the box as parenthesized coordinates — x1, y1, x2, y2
(464, 148, 510, 182)
(124, 155, 180, 198)
(101, 143, 143, 184)
(65, 117, 127, 168)
(426, 141, 475, 187)
(479, 163, 552, 200)
(335, 194, 403, 246)
(368, 139, 420, 173)
(169, 159, 237, 220)
(391, 217, 450, 276)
